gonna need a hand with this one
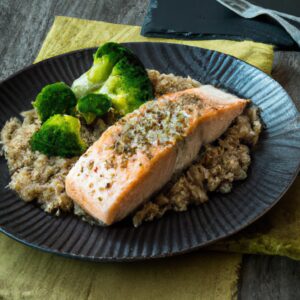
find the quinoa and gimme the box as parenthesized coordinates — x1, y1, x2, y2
(0, 110, 107, 213)
(147, 70, 201, 96)
(0, 69, 262, 225)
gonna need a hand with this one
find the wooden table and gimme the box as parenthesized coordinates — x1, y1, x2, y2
(1, 0, 300, 298)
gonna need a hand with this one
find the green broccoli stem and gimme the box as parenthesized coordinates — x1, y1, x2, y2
(81, 112, 96, 125)
(71, 73, 102, 100)
(87, 56, 114, 84)
(71, 57, 114, 100)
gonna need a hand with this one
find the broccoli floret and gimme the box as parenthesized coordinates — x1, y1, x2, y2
(33, 82, 77, 123)
(76, 94, 112, 124)
(71, 42, 142, 99)
(98, 56, 154, 115)
(30, 115, 87, 158)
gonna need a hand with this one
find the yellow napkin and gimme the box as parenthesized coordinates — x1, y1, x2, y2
(212, 177, 300, 260)
(0, 235, 240, 300)
(0, 16, 276, 300)
(36, 16, 274, 74)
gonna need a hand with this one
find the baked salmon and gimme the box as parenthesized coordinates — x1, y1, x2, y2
(66, 86, 248, 225)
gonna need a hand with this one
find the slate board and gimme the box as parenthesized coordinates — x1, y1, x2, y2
(141, 0, 300, 49)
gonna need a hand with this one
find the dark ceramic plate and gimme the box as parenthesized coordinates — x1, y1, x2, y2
(1, 43, 300, 261)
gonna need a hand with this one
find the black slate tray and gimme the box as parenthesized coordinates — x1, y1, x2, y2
(141, 0, 300, 49)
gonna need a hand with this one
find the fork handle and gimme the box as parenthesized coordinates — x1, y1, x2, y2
(266, 12, 300, 47)
(268, 9, 300, 24)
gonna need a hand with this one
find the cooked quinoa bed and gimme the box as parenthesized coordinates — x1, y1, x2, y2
(0, 70, 262, 225)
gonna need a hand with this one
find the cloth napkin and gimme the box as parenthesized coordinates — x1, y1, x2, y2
(212, 177, 300, 260)
(0, 234, 240, 300)
(35, 17, 273, 74)
(0, 15, 294, 300)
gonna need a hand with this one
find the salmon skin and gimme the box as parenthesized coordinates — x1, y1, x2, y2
(66, 86, 248, 225)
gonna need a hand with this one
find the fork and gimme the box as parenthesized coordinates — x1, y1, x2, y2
(216, 0, 300, 47)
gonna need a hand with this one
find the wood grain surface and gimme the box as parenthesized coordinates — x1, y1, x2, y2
(1, 0, 300, 299)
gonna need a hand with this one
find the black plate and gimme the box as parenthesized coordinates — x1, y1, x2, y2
(1, 42, 300, 261)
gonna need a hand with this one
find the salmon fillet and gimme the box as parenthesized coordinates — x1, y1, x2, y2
(66, 86, 248, 225)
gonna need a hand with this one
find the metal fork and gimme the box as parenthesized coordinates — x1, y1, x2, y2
(216, 0, 300, 47)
